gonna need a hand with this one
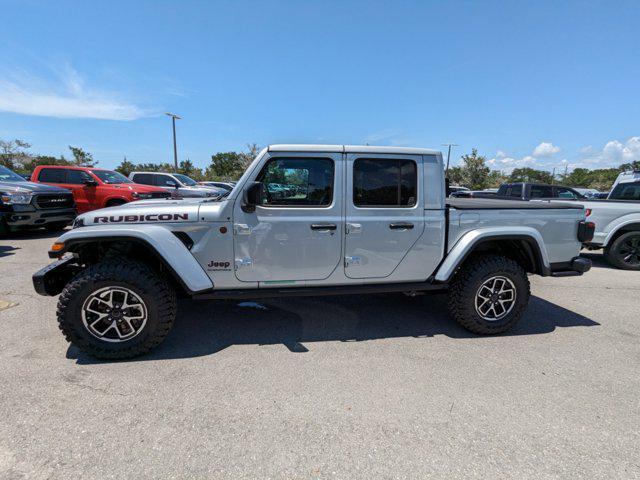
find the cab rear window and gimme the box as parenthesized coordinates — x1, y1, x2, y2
(38, 168, 66, 183)
(609, 182, 640, 200)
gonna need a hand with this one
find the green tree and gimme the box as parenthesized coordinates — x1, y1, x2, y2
(486, 170, 508, 188)
(0, 139, 32, 170)
(177, 159, 204, 180)
(68, 146, 97, 167)
(115, 157, 136, 176)
(206, 152, 245, 180)
(458, 149, 490, 190)
(509, 167, 554, 184)
(446, 166, 464, 186)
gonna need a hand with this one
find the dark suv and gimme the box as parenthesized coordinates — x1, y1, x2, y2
(0, 166, 76, 233)
(497, 183, 586, 200)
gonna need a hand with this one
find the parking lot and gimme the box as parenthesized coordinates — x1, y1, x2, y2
(0, 231, 638, 479)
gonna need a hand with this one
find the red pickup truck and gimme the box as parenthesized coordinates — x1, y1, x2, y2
(31, 166, 170, 214)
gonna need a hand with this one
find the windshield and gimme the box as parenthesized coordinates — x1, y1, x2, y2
(0, 166, 27, 182)
(173, 174, 197, 186)
(92, 170, 133, 184)
(609, 181, 640, 200)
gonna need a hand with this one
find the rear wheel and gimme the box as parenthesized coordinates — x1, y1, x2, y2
(57, 259, 177, 359)
(604, 231, 640, 270)
(448, 255, 530, 334)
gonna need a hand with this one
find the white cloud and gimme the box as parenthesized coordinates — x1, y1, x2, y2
(578, 136, 640, 167)
(0, 64, 150, 121)
(532, 142, 560, 157)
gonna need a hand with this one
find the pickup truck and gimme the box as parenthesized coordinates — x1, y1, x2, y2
(0, 165, 76, 233)
(31, 165, 171, 213)
(32, 145, 594, 359)
(579, 200, 640, 269)
(496, 182, 586, 200)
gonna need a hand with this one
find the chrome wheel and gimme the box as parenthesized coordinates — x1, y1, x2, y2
(475, 276, 517, 321)
(81, 286, 148, 342)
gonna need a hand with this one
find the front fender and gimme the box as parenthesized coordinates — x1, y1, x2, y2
(54, 225, 214, 293)
(434, 227, 550, 282)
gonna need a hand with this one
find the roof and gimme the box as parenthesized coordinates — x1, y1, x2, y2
(267, 144, 442, 155)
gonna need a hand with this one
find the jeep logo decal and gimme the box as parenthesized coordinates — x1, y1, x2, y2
(93, 213, 189, 223)
(207, 260, 231, 271)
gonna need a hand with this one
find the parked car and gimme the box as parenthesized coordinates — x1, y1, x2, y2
(594, 192, 610, 199)
(577, 199, 640, 270)
(450, 189, 498, 199)
(607, 170, 640, 200)
(448, 185, 469, 196)
(496, 183, 586, 200)
(31, 166, 171, 214)
(34, 144, 592, 359)
(572, 187, 601, 198)
(129, 172, 225, 198)
(198, 181, 235, 192)
(0, 165, 76, 233)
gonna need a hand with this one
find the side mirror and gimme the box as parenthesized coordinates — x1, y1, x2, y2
(84, 178, 98, 187)
(242, 182, 263, 213)
(166, 180, 178, 188)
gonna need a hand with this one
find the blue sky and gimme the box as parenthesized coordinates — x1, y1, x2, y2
(1, 0, 639, 172)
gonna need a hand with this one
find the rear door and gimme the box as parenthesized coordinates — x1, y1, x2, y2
(344, 154, 425, 278)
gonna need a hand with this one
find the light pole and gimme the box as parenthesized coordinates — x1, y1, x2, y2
(165, 112, 181, 171)
(442, 143, 459, 174)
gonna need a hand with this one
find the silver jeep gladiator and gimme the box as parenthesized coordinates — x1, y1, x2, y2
(33, 145, 594, 358)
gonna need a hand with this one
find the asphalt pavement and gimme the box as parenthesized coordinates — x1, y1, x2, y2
(0, 230, 638, 479)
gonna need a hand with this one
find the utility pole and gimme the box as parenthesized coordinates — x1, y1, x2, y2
(551, 167, 556, 185)
(165, 112, 181, 172)
(442, 143, 459, 174)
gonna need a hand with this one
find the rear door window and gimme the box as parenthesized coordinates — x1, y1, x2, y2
(353, 158, 417, 207)
(509, 184, 523, 198)
(38, 168, 67, 183)
(132, 173, 155, 186)
(530, 185, 553, 198)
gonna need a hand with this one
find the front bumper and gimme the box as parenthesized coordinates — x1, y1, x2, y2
(549, 256, 592, 277)
(32, 256, 80, 296)
(4, 206, 76, 228)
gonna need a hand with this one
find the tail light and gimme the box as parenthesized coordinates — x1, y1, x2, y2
(585, 208, 592, 217)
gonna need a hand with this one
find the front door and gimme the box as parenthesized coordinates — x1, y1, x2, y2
(233, 153, 343, 283)
(344, 154, 425, 279)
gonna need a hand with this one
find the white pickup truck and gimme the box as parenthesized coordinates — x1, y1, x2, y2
(33, 145, 594, 358)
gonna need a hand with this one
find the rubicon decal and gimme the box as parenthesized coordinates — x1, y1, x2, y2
(93, 213, 190, 223)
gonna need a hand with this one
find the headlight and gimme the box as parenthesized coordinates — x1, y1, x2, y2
(0, 193, 32, 204)
(132, 192, 152, 199)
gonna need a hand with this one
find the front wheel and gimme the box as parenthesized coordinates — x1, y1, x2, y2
(604, 231, 640, 270)
(57, 260, 177, 359)
(448, 255, 530, 335)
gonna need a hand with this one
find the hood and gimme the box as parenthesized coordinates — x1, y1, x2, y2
(76, 198, 207, 226)
(0, 180, 72, 194)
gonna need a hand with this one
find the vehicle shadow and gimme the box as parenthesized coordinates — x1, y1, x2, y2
(1, 228, 67, 241)
(580, 251, 613, 269)
(68, 292, 599, 364)
(0, 245, 20, 258)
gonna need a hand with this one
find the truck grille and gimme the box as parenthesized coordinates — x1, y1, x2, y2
(34, 193, 75, 209)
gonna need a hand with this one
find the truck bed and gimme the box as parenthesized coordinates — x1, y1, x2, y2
(446, 198, 583, 210)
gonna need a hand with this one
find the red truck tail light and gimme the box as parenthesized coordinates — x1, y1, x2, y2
(585, 208, 592, 217)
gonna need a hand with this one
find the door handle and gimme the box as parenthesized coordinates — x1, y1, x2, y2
(389, 222, 414, 230)
(310, 223, 337, 231)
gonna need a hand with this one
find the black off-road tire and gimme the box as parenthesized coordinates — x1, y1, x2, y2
(57, 260, 177, 359)
(604, 231, 640, 270)
(448, 255, 530, 335)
